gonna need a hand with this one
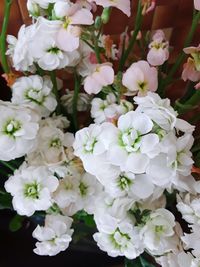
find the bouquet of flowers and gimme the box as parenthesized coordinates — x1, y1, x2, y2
(1, 0, 200, 266)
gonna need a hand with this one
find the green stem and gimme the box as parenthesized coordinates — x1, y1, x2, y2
(93, 33, 101, 63)
(158, 11, 200, 94)
(0, 0, 13, 73)
(49, 71, 62, 115)
(176, 90, 200, 114)
(0, 160, 15, 172)
(72, 72, 81, 131)
(119, 0, 143, 71)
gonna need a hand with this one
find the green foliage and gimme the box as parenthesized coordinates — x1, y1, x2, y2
(9, 214, 24, 232)
(0, 191, 12, 210)
(125, 256, 156, 267)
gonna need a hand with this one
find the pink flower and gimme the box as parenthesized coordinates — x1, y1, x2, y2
(142, 0, 156, 15)
(182, 57, 200, 82)
(87, 0, 131, 17)
(84, 64, 115, 94)
(55, 2, 94, 52)
(195, 82, 200, 89)
(147, 30, 169, 66)
(194, 0, 200, 10)
(122, 60, 158, 96)
(183, 45, 200, 71)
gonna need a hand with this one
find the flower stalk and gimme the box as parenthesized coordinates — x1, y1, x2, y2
(72, 72, 81, 131)
(0, 0, 13, 73)
(49, 71, 62, 115)
(158, 10, 200, 96)
(119, 0, 143, 71)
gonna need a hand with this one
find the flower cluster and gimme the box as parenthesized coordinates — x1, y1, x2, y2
(1, 0, 200, 266)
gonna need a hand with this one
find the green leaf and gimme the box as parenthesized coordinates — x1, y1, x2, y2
(125, 258, 142, 267)
(9, 214, 24, 232)
(0, 192, 12, 210)
(140, 256, 156, 267)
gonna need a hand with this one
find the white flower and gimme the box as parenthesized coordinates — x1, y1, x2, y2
(28, 0, 62, 10)
(100, 167, 154, 200)
(134, 92, 178, 131)
(73, 123, 115, 177)
(157, 252, 200, 267)
(146, 134, 194, 189)
(29, 18, 80, 71)
(40, 115, 70, 130)
(0, 102, 39, 161)
(5, 166, 59, 216)
(182, 225, 200, 258)
(177, 193, 200, 225)
(140, 208, 177, 255)
(33, 214, 73, 256)
(105, 111, 159, 174)
(122, 60, 158, 96)
(61, 89, 91, 114)
(93, 218, 144, 259)
(27, 124, 74, 166)
(93, 192, 134, 225)
(11, 75, 57, 117)
(91, 93, 133, 124)
(6, 24, 36, 72)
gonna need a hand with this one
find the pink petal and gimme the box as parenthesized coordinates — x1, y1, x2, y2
(70, 8, 94, 25)
(56, 27, 79, 52)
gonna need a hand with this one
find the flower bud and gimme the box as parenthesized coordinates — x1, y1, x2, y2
(101, 7, 111, 24)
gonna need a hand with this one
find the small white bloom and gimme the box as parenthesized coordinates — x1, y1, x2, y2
(93, 218, 144, 259)
(61, 89, 91, 114)
(11, 75, 57, 117)
(29, 18, 80, 71)
(156, 252, 200, 267)
(134, 92, 178, 131)
(6, 24, 36, 72)
(33, 214, 73, 256)
(91, 93, 133, 124)
(27, 124, 74, 166)
(177, 193, 200, 225)
(5, 166, 59, 216)
(182, 224, 200, 258)
(0, 102, 39, 161)
(105, 111, 159, 173)
(140, 208, 177, 255)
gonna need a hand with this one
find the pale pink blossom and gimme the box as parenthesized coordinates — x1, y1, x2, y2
(194, 0, 200, 10)
(122, 60, 158, 96)
(147, 30, 169, 66)
(87, 0, 131, 17)
(142, 0, 156, 15)
(195, 82, 200, 89)
(183, 45, 200, 71)
(55, 2, 93, 52)
(182, 57, 200, 82)
(84, 64, 115, 94)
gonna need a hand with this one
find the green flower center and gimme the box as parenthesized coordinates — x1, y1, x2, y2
(79, 182, 88, 197)
(25, 88, 45, 105)
(84, 138, 97, 153)
(119, 128, 141, 153)
(117, 174, 132, 191)
(3, 119, 22, 137)
(47, 47, 60, 54)
(110, 228, 131, 249)
(24, 181, 40, 199)
(50, 138, 62, 148)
